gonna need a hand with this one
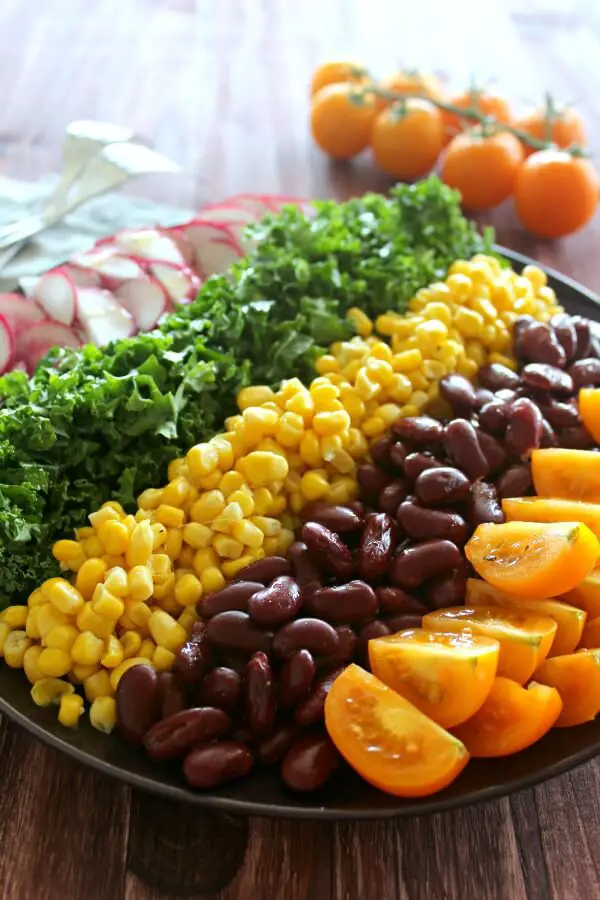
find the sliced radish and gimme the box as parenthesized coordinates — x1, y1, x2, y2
(161, 227, 196, 269)
(62, 264, 102, 288)
(0, 293, 46, 333)
(226, 194, 273, 219)
(172, 221, 244, 277)
(115, 276, 167, 330)
(15, 320, 81, 373)
(0, 314, 16, 374)
(33, 270, 78, 326)
(148, 261, 201, 305)
(71, 247, 146, 292)
(214, 220, 255, 253)
(195, 201, 258, 226)
(76, 288, 136, 345)
(107, 228, 186, 266)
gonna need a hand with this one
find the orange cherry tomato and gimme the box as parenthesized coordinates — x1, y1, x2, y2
(514, 105, 586, 157)
(578, 615, 600, 649)
(370, 99, 444, 181)
(369, 629, 499, 728)
(310, 60, 369, 97)
(452, 677, 562, 757)
(532, 448, 600, 503)
(422, 605, 557, 684)
(578, 388, 600, 444)
(310, 83, 378, 161)
(502, 496, 600, 542)
(466, 578, 586, 658)
(441, 90, 511, 144)
(441, 130, 524, 211)
(563, 568, 600, 619)
(379, 71, 445, 105)
(465, 520, 600, 600)
(324, 664, 469, 798)
(514, 149, 599, 239)
(534, 650, 600, 726)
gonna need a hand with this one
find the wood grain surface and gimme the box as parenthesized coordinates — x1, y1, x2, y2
(1, 0, 600, 897)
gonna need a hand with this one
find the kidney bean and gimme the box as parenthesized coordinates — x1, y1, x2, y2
(390, 538, 462, 589)
(397, 502, 468, 544)
(505, 398, 543, 455)
(514, 315, 536, 338)
(474, 388, 494, 409)
(414, 466, 471, 506)
(257, 723, 298, 766)
(144, 707, 231, 761)
(521, 363, 573, 395)
(234, 556, 290, 584)
(157, 672, 187, 719)
(279, 649, 316, 708)
(357, 464, 393, 499)
(569, 358, 600, 389)
(403, 452, 444, 482)
(281, 733, 341, 793)
(478, 363, 521, 392)
(424, 566, 467, 610)
(551, 313, 578, 361)
(309, 580, 378, 624)
(478, 400, 509, 435)
(378, 480, 408, 516)
(197, 666, 242, 713)
(496, 389, 518, 403)
(519, 321, 566, 367)
(370, 436, 394, 469)
(273, 618, 340, 659)
(207, 611, 272, 655)
(539, 418, 558, 448)
(357, 620, 392, 665)
(287, 542, 323, 589)
(322, 625, 358, 668)
(230, 725, 257, 746)
(117, 664, 159, 744)
(391, 416, 444, 447)
(376, 586, 428, 615)
(468, 480, 504, 526)
(345, 500, 366, 517)
(174, 625, 213, 685)
(440, 374, 478, 414)
(356, 512, 396, 580)
(443, 419, 490, 479)
(496, 464, 533, 498)
(572, 316, 592, 359)
(301, 503, 363, 534)
(294, 668, 344, 727)
(538, 398, 580, 429)
(247, 576, 303, 627)
(476, 431, 507, 474)
(302, 522, 354, 578)
(183, 741, 254, 789)
(559, 425, 595, 449)
(200, 581, 264, 618)
(389, 441, 408, 470)
(245, 652, 277, 736)
(385, 613, 424, 632)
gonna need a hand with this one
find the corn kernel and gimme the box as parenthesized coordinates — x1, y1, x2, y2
(155, 504, 185, 528)
(0, 605, 28, 629)
(89, 696, 117, 734)
(269, 495, 287, 517)
(151, 522, 168, 549)
(174, 573, 203, 607)
(121, 631, 143, 659)
(250, 516, 282, 537)
(46, 580, 85, 616)
(276, 528, 295, 554)
(88, 507, 120, 530)
(178, 607, 198, 634)
(103, 566, 129, 598)
(313, 410, 351, 437)
(362, 416, 387, 438)
(200, 567, 225, 594)
(300, 470, 329, 501)
(197, 470, 223, 490)
(126, 520, 154, 568)
(27, 589, 45, 608)
(346, 307, 373, 337)
(75, 558, 108, 600)
(44, 624, 79, 653)
(193, 547, 220, 574)
(263, 536, 279, 556)
(84, 669, 113, 703)
(148, 609, 187, 654)
(38, 647, 71, 677)
(23, 645, 44, 683)
(53, 539, 86, 567)
(71, 631, 104, 666)
(101, 634, 124, 669)
(57, 692, 84, 728)
(138, 487, 164, 510)
(97, 519, 130, 556)
(31, 677, 74, 706)
(153, 645, 176, 673)
(37, 603, 70, 639)
(83, 536, 104, 557)
(489, 352, 517, 371)
(239, 451, 288, 488)
(299, 431, 321, 467)
(218, 471, 246, 497)
(190, 490, 226, 524)
(165, 528, 183, 560)
(109, 657, 153, 692)
(354, 369, 380, 400)
(187, 442, 220, 482)
(25, 607, 41, 640)
(72, 663, 100, 681)
(237, 385, 274, 410)
(212, 534, 244, 559)
(376, 403, 402, 427)
(219, 555, 253, 579)
(127, 601, 152, 629)
(92, 585, 125, 621)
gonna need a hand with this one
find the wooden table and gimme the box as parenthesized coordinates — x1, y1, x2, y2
(1, 0, 600, 897)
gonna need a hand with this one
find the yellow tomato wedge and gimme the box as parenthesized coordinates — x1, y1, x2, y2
(502, 496, 600, 541)
(578, 388, 600, 444)
(452, 677, 562, 757)
(369, 629, 499, 728)
(531, 449, 600, 503)
(465, 520, 599, 599)
(579, 615, 600, 649)
(534, 650, 600, 726)
(563, 568, 600, 619)
(324, 664, 469, 798)
(422, 605, 557, 684)
(466, 578, 586, 657)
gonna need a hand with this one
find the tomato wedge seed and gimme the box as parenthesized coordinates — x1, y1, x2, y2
(324, 664, 469, 798)
(369, 628, 499, 728)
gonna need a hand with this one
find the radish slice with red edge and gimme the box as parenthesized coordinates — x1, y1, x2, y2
(161, 227, 196, 268)
(173, 221, 243, 277)
(63, 264, 102, 288)
(33, 270, 78, 326)
(15, 320, 81, 373)
(71, 248, 145, 292)
(115, 275, 168, 330)
(0, 314, 16, 374)
(107, 229, 186, 266)
(148, 261, 201, 304)
(195, 201, 258, 226)
(76, 288, 135, 345)
(0, 293, 46, 332)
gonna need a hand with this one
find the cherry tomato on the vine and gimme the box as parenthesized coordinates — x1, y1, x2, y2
(514, 149, 599, 238)
(310, 60, 369, 97)
(371, 98, 444, 181)
(310, 82, 378, 161)
(441, 130, 524, 211)
(514, 106, 586, 157)
(442, 90, 512, 144)
(379, 70, 445, 106)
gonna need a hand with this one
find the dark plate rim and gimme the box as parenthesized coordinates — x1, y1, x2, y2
(2, 244, 600, 821)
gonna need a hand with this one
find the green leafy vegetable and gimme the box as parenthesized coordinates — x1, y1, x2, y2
(0, 176, 492, 603)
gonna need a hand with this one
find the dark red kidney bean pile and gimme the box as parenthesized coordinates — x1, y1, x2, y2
(116, 311, 600, 795)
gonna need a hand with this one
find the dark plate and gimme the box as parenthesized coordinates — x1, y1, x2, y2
(1, 245, 600, 820)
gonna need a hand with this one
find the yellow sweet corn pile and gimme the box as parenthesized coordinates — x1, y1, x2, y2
(0, 254, 562, 732)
